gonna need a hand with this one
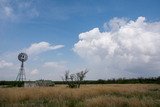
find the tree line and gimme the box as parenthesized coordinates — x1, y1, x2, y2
(0, 76, 160, 87)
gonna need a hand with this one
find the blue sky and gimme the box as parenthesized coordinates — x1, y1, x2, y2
(0, 0, 160, 80)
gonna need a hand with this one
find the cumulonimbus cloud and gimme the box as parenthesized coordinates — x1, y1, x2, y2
(73, 16, 160, 78)
(25, 41, 64, 55)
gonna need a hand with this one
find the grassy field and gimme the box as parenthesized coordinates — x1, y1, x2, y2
(0, 84, 160, 107)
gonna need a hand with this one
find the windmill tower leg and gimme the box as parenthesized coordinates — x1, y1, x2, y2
(16, 61, 26, 81)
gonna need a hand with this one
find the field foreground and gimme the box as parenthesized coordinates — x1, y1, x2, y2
(0, 84, 160, 107)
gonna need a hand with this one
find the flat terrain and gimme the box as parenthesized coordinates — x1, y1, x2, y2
(0, 84, 160, 107)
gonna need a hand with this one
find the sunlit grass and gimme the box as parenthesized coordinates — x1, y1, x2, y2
(0, 84, 160, 107)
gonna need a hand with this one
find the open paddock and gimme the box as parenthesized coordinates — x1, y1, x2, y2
(0, 84, 160, 107)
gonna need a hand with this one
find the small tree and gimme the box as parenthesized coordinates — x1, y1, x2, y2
(62, 69, 88, 88)
(76, 69, 88, 88)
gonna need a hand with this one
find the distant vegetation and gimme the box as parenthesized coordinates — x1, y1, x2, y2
(0, 81, 24, 87)
(0, 76, 159, 87)
(85, 76, 160, 84)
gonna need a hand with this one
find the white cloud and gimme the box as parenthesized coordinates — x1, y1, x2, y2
(4, 6, 13, 17)
(30, 69, 39, 75)
(0, 0, 39, 21)
(41, 61, 68, 80)
(43, 61, 67, 71)
(103, 17, 128, 32)
(73, 16, 160, 79)
(25, 41, 64, 55)
(0, 41, 64, 80)
(0, 60, 13, 68)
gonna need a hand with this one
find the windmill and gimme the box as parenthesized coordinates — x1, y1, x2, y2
(16, 53, 28, 81)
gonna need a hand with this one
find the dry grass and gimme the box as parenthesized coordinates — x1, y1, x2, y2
(0, 84, 160, 107)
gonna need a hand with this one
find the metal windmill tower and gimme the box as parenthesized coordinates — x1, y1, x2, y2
(16, 53, 28, 81)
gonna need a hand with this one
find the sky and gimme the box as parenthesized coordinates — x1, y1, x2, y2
(0, 0, 160, 81)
